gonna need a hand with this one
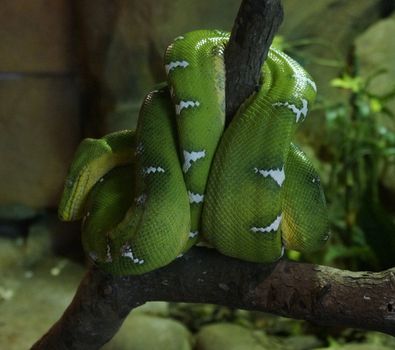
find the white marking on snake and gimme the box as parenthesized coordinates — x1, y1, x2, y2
(251, 214, 282, 233)
(189, 231, 199, 239)
(280, 245, 285, 258)
(188, 191, 204, 204)
(175, 100, 200, 115)
(273, 98, 308, 123)
(143, 166, 165, 175)
(165, 60, 189, 74)
(99, 178, 104, 183)
(105, 245, 112, 263)
(89, 251, 98, 261)
(121, 244, 145, 265)
(136, 142, 144, 155)
(135, 193, 147, 206)
(174, 35, 184, 41)
(294, 73, 317, 92)
(254, 166, 285, 186)
(183, 150, 206, 173)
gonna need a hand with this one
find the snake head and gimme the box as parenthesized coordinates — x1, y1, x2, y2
(58, 131, 136, 222)
(58, 166, 91, 221)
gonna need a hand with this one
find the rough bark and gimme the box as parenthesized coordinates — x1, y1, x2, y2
(225, 0, 283, 123)
(32, 247, 395, 349)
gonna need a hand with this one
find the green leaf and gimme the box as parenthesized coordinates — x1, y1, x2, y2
(370, 97, 383, 113)
(330, 74, 363, 93)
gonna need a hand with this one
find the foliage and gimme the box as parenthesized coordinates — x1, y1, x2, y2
(276, 35, 395, 270)
(315, 65, 395, 270)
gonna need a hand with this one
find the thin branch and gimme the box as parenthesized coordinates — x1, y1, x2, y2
(32, 247, 395, 349)
(225, 0, 283, 124)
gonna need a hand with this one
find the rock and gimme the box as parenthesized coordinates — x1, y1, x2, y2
(103, 314, 192, 350)
(281, 0, 388, 102)
(23, 219, 53, 269)
(365, 331, 395, 348)
(0, 77, 81, 209)
(279, 0, 391, 146)
(0, 212, 87, 350)
(0, 236, 25, 272)
(286, 335, 323, 350)
(355, 16, 395, 118)
(195, 323, 284, 350)
(2, 218, 55, 271)
(133, 301, 169, 317)
(0, 245, 85, 350)
(0, 216, 81, 276)
(354, 16, 395, 195)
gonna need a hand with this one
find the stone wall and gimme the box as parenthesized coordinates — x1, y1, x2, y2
(0, 0, 80, 211)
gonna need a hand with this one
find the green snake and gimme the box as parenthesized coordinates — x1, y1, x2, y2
(58, 30, 329, 275)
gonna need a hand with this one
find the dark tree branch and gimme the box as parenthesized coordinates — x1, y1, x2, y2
(32, 248, 395, 349)
(225, 0, 283, 124)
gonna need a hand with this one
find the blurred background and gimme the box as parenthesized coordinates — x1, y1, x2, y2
(1, 0, 395, 349)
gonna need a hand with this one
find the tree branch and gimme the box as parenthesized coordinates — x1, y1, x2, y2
(225, 0, 283, 124)
(32, 247, 395, 349)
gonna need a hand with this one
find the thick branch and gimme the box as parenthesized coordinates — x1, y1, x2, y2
(225, 0, 283, 124)
(32, 247, 395, 349)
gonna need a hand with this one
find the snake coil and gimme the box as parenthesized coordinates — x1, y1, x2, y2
(59, 30, 329, 275)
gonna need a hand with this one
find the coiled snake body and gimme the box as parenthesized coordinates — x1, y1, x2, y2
(59, 30, 329, 275)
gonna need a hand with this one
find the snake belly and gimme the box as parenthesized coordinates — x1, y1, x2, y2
(58, 30, 329, 275)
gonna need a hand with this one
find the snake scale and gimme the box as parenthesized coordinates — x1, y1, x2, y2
(58, 30, 330, 275)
